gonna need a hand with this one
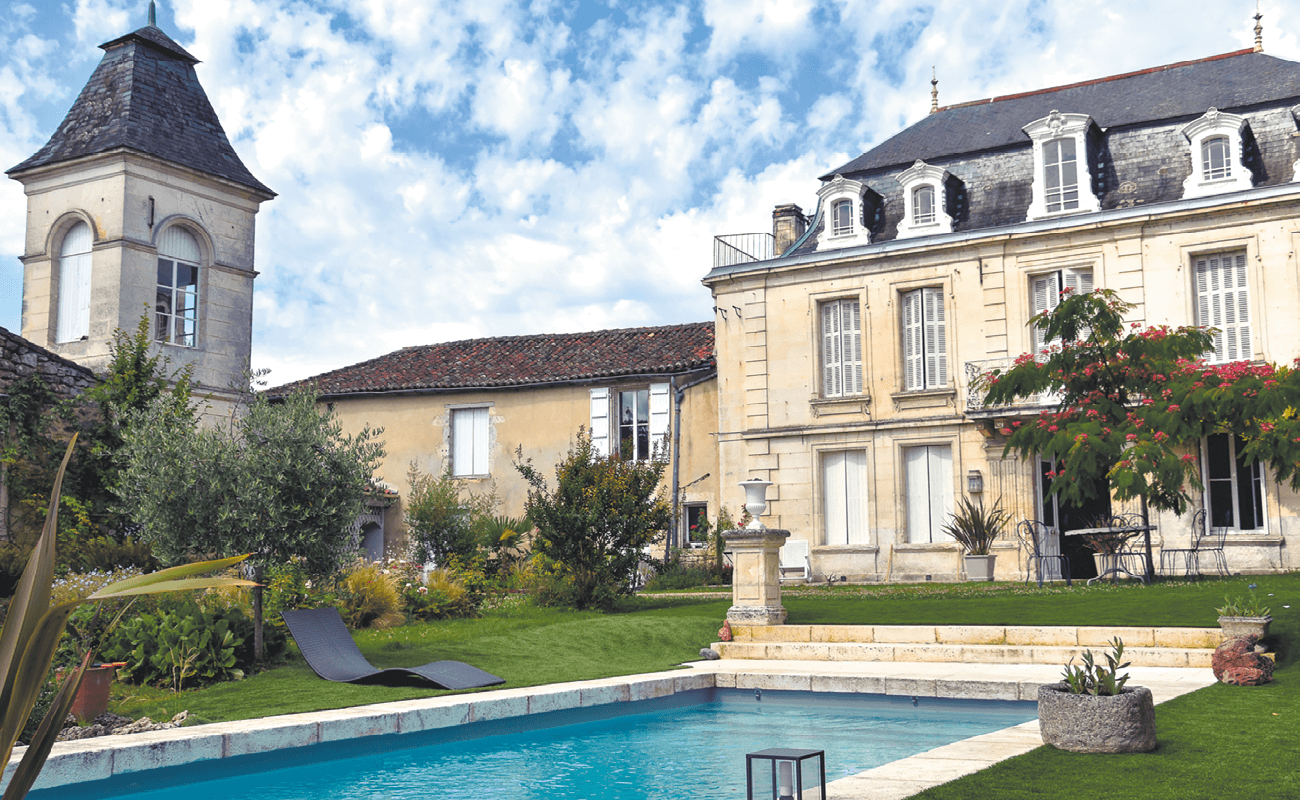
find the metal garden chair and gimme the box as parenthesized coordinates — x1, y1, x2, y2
(1159, 509, 1203, 578)
(1016, 519, 1072, 587)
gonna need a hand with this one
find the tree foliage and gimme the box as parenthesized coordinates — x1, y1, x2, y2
(982, 288, 1300, 516)
(515, 428, 668, 610)
(403, 465, 496, 565)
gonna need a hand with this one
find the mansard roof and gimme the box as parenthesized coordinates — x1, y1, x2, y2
(827, 50, 1300, 177)
(8, 25, 274, 198)
(267, 323, 716, 398)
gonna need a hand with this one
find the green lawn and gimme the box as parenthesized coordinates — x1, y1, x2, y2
(110, 575, 1299, 799)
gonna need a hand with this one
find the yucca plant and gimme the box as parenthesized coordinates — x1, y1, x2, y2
(941, 495, 1011, 556)
(0, 436, 255, 800)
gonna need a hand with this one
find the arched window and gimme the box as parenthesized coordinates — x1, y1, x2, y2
(832, 199, 854, 236)
(1043, 138, 1079, 213)
(1202, 136, 1231, 181)
(156, 227, 201, 347)
(55, 221, 92, 343)
(912, 184, 936, 225)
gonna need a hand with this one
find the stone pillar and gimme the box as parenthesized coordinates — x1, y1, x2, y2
(772, 204, 806, 257)
(724, 527, 790, 625)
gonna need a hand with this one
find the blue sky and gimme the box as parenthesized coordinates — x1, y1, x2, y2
(1, 0, 1295, 384)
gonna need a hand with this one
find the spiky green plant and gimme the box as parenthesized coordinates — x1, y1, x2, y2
(1061, 637, 1131, 696)
(941, 496, 1011, 556)
(0, 436, 254, 800)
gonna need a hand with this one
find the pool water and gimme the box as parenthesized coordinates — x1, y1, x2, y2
(31, 690, 1036, 800)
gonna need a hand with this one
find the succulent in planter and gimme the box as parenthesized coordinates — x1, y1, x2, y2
(1216, 584, 1272, 640)
(1038, 638, 1156, 753)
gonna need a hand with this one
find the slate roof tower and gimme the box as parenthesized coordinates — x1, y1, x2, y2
(8, 4, 274, 412)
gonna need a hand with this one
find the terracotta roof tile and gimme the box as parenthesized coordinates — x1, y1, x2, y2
(267, 323, 715, 397)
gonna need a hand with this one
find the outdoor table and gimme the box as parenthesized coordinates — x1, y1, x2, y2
(1063, 524, 1158, 584)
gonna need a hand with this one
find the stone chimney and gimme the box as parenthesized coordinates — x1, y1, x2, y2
(772, 204, 806, 257)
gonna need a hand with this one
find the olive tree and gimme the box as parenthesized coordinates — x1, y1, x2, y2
(115, 385, 384, 658)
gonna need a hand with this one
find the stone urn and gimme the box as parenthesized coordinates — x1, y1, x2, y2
(962, 554, 997, 582)
(1037, 682, 1157, 753)
(1218, 615, 1272, 641)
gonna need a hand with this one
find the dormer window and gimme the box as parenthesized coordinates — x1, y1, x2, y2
(1023, 110, 1101, 221)
(1181, 108, 1252, 199)
(816, 174, 872, 250)
(896, 160, 953, 238)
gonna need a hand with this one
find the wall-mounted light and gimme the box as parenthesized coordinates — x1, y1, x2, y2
(967, 469, 984, 495)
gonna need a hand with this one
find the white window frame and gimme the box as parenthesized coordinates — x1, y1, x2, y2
(816, 174, 872, 250)
(1181, 108, 1252, 199)
(590, 383, 669, 460)
(55, 221, 92, 344)
(1202, 433, 1265, 532)
(155, 225, 202, 348)
(1030, 267, 1093, 354)
(1023, 110, 1100, 221)
(1194, 250, 1251, 363)
(904, 444, 953, 544)
(896, 160, 953, 238)
(901, 287, 947, 392)
(821, 298, 863, 398)
(822, 450, 869, 546)
(451, 405, 490, 477)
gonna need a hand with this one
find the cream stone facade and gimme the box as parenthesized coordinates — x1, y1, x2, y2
(706, 49, 1300, 583)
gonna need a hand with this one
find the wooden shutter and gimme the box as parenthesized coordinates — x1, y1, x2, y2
(589, 388, 610, 456)
(56, 222, 92, 343)
(1196, 252, 1250, 363)
(823, 451, 848, 545)
(902, 290, 923, 391)
(841, 300, 862, 395)
(649, 383, 670, 453)
(923, 287, 947, 389)
(1030, 273, 1057, 354)
(822, 302, 842, 396)
(905, 447, 931, 543)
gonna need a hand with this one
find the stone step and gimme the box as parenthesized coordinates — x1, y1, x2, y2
(713, 640, 1214, 668)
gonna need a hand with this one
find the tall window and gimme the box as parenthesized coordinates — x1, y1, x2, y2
(821, 299, 862, 397)
(56, 221, 92, 343)
(904, 445, 953, 544)
(902, 288, 946, 391)
(832, 199, 854, 236)
(619, 389, 651, 460)
(1194, 250, 1251, 363)
(1202, 136, 1231, 181)
(1030, 267, 1093, 353)
(452, 407, 489, 476)
(1205, 433, 1263, 531)
(590, 385, 669, 458)
(823, 450, 867, 545)
(912, 184, 936, 225)
(155, 227, 201, 347)
(1043, 139, 1079, 213)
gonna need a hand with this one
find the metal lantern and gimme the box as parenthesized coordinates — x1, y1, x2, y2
(745, 748, 826, 800)
(967, 468, 984, 495)
(739, 478, 773, 530)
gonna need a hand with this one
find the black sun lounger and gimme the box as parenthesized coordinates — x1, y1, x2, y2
(280, 607, 505, 690)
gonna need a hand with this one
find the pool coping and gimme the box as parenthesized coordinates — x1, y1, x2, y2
(3, 660, 1217, 798)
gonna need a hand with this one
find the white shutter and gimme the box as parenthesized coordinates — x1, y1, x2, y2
(589, 388, 610, 456)
(158, 226, 201, 262)
(842, 300, 862, 396)
(923, 287, 947, 389)
(451, 409, 477, 476)
(902, 290, 923, 391)
(844, 450, 868, 545)
(905, 447, 930, 543)
(823, 452, 848, 545)
(822, 303, 841, 397)
(56, 222, 92, 343)
(1031, 273, 1056, 354)
(1196, 253, 1249, 363)
(471, 407, 489, 474)
(929, 445, 954, 540)
(1063, 267, 1093, 341)
(649, 383, 670, 454)
(1229, 252, 1250, 361)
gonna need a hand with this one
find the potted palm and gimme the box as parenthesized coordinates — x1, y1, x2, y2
(1217, 585, 1272, 641)
(942, 496, 1009, 581)
(1039, 638, 1156, 753)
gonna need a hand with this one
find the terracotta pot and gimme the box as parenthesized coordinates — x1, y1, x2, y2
(1218, 615, 1272, 641)
(962, 554, 997, 582)
(1038, 682, 1156, 753)
(63, 663, 127, 724)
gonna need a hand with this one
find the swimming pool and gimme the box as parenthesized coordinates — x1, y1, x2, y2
(28, 689, 1036, 800)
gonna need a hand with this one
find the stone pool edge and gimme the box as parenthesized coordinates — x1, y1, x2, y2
(4, 661, 1215, 798)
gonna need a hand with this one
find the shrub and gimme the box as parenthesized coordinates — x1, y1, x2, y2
(67, 535, 160, 573)
(337, 561, 404, 629)
(405, 568, 477, 620)
(404, 465, 496, 564)
(515, 553, 577, 607)
(0, 545, 29, 598)
(101, 599, 246, 691)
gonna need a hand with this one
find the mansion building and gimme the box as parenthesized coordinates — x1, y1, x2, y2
(705, 47, 1300, 582)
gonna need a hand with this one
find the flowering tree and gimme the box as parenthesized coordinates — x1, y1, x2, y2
(981, 289, 1300, 520)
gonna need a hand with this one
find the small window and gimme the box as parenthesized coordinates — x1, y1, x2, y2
(1043, 139, 1079, 213)
(912, 185, 936, 225)
(685, 503, 709, 545)
(821, 299, 862, 398)
(832, 199, 854, 236)
(155, 227, 201, 347)
(1205, 434, 1263, 531)
(1030, 267, 1093, 353)
(1202, 136, 1231, 181)
(451, 407, 489, 476)
(591, 385, 669, 459)
(56, 221, 92, 344)
(901, 288, 947, 391)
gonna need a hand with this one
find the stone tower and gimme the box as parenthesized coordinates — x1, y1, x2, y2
(7, 10, 274, 412)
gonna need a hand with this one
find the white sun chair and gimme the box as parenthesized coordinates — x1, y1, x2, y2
(779, 539, 810, 582)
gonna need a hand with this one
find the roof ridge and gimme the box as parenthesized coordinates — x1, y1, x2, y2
(937, 49, 1256, 113)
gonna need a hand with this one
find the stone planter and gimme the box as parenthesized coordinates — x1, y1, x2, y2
(962, 554, 996, 582)
(1218, 615, 1272, 641)
(1092, 552, 1122, 577)
(1037, 682, 1157, 753)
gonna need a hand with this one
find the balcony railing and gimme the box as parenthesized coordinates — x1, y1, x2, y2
(964, 358, 1062, 413)
(713, 232, 775, 269)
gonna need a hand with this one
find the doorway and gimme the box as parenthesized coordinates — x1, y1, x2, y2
(1037, 458, 1110, 580)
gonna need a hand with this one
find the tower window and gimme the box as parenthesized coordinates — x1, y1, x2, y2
(56, 221, 92, 344)
(156, 227, 201, 347)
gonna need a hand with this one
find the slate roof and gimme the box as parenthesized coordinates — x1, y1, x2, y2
(826, 50, 1300, 177)
(8, 25, 274, 197)
(267, 323, 716, 398)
